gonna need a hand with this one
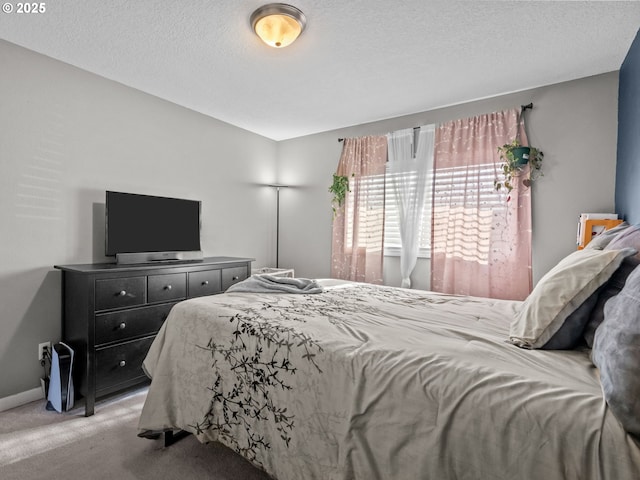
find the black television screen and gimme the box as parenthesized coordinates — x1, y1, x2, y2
(105, 191, 201, 257)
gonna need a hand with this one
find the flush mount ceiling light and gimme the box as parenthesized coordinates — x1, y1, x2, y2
(250, 3, 306, 48)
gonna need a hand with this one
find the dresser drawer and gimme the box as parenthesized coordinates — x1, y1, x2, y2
(148, 273, 186, 303)
(222, 266, 248, 290)
(188, 270, 222, 297)
(95, 336, 154, 393)
(95, 303, 175, 346)
(95, 277, 146, 311)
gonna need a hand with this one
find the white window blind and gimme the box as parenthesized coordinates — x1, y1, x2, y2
(431, 162, 505, 263)
(344, 173, 386, 250)
(384, 163, 501, 259)
(432, 162, 502, 208)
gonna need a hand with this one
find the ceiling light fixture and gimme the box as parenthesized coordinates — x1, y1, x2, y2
(250, 3, 306, 48)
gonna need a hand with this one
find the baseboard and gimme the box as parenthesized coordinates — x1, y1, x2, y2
(0, 386, 44, 413)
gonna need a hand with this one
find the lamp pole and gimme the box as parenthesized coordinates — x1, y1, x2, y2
(268, 184, 288, 268)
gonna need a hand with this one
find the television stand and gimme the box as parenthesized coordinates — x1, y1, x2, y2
(116, 250, 203, 265)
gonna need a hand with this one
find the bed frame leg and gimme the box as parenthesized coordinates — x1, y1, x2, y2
(164, 429, 191, 447)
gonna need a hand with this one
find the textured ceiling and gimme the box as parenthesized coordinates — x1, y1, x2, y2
(1, 1, 639, 140)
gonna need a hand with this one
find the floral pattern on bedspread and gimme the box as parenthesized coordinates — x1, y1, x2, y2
(191, 304, 324, 464)
(190, 285, 421, 464)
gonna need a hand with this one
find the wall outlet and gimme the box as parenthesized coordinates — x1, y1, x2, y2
(38, 341, 51, 362)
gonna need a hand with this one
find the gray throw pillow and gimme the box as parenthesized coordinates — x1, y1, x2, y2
(584, 257, 640, 347)
(585, 224, 640, 347)
(585, 221, 629, 250)
(509, 248, 636, 349)
(592, 265, 640, 437)
(542, 290, 599, 349)
(605, 223, 640, 253)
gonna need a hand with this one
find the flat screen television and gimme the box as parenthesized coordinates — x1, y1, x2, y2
(105, 191, 203, 264)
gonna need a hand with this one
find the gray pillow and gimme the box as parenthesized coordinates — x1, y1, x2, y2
(541, 290, 599, 349)
(605, 224, 640, 253)
(591, 265, 640, 437)
(585, 221, 629, 250)
(584, 224, 640, 347)
(509, 248, 636, 349)
(584, 257, 640, 347)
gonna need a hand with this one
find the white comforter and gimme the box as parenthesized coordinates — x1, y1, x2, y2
(138, 280, 640, 480)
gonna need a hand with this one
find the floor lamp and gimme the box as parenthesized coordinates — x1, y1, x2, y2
(267, 184, 288, 268)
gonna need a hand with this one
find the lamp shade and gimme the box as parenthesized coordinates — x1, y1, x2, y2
(251, 4, 306, 48)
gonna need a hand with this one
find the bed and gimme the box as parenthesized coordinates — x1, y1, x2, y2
(138, 257, 640, 479)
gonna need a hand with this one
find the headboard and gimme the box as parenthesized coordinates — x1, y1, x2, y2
(615, 28, 640, 224)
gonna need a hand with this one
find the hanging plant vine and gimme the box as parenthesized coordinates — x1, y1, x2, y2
(329, 173, 353, 217)
(493, 104, 544, 196)
(494, 139, 544, 193)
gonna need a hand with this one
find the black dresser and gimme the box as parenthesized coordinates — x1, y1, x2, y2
(54, 256, 253, 416)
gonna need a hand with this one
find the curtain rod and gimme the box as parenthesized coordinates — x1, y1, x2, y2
(338, 126, 421, 143)
(338, 105, 533, 142)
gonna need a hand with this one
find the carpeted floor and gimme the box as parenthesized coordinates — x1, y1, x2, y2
(0, 387, 272, 480)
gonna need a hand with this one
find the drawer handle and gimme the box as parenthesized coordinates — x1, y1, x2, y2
(119, 360, 126, 367)
(118, 290, 127, 297)
(202, 280, 209, 286)
(165, 285, 172, 291)
(118, 322, 126, 330)
(232, 276, 239, 281)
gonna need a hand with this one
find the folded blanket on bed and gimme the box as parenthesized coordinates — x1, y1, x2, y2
(226, 275, 324, 294)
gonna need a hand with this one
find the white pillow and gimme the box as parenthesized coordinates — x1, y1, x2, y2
(509, 248, 636, 349)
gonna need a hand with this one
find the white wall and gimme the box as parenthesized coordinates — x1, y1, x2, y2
(0, 41, 279, 399)
(277, 72, 620, 289)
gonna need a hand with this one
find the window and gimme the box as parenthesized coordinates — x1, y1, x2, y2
(340, 126, 440, 261)
(383, 161, 503, 259)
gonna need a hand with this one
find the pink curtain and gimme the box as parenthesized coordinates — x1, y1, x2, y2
(331, 136, 387, 284)
(430, 108, 532, 300)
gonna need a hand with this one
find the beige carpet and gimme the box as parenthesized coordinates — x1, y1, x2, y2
(0, 387, 272, 480)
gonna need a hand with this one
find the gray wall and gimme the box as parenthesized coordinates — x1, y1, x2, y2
(0, 41, 279, 399)
(277, 72, 620, 290)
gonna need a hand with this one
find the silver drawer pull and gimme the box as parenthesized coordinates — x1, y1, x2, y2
(118, 322, 126, 330)
(119, 360, 126, 367)
(232, 276, 239, 281)
(165, 285, 172, 291)
(119, 290, 127, 297)
(202, 280, 209, 286)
